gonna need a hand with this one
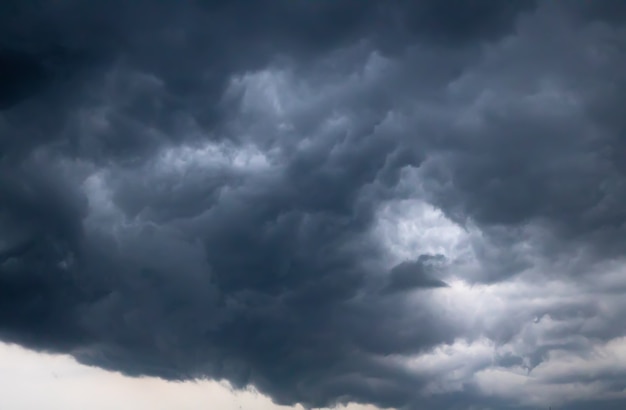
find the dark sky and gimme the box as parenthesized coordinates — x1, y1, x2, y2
(2, 1, 626, 409)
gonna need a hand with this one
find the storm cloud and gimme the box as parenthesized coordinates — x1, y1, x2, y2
(2, 1, 626, 409)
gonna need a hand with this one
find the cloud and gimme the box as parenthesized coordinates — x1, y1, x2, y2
(382, 255, 448, 294)
(1, 1, 626, 409)
(0, 49, 48, 110)
(0, 342, 383, 410)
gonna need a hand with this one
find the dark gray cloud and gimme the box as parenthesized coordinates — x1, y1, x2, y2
(1, 1, 626, 410)
(383, 255, 448, 294)
(0, 49, 47, 110)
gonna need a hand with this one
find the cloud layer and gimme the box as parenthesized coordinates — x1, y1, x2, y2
(2, 1, 626, 409)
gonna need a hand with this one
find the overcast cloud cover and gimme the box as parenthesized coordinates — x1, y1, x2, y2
(2, 1, 626, 409)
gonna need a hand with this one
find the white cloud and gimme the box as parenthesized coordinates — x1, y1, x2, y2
(374, 198, 473, 267)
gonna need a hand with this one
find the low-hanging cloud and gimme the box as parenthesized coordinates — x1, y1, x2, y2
(2, 1, 626, 409)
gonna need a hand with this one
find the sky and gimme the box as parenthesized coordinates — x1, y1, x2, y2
(1, 1, 626, 409)
(0, 342, 381, 410)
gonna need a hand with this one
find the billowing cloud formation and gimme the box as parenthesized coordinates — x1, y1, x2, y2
(383, 255, 448, 294)
(2, 1, 626, 409)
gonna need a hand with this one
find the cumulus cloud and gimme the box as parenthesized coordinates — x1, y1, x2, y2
(1, 1, 626, 409)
